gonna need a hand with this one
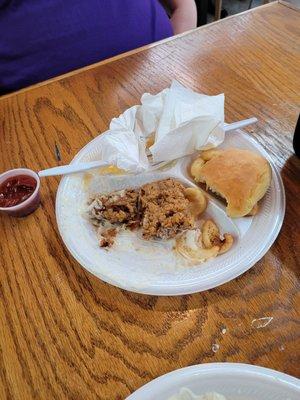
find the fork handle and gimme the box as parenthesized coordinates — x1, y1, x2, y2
(38, 160, 108, 177)
(224, 117, 258, 132)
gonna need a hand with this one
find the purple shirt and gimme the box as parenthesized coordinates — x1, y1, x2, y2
(0, 1, 173, 94)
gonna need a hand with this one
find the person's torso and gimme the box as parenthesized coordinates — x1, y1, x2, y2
(0, 0, 172, 94)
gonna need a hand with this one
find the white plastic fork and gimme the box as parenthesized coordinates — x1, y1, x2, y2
(224, 117, 257, 132)
(38, 160, 109, 177)
(38, 117, 258, 178)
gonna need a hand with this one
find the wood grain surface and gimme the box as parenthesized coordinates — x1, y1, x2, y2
(0, 2, 300, 399)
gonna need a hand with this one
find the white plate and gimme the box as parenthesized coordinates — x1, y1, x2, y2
(126, 363, 300, 400)
(56, 130, 285, 295)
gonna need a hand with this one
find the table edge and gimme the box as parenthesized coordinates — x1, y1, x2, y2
(279, 0, 300, 12)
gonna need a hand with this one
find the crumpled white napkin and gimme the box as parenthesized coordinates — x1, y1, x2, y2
(96, 80, 225, 171)
(94, 106, 148, 173)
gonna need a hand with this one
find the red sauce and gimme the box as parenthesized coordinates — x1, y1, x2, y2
(0, 175, 37, 208)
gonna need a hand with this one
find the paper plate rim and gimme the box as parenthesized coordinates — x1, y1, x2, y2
(125, 362, 300, 399)
(55, 131, 285, 295)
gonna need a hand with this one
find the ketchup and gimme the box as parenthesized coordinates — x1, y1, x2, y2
(0, 175, 37, 208)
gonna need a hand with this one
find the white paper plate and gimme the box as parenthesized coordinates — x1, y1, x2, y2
(56, 130, 285, 295)
(125, 363, 300, 400)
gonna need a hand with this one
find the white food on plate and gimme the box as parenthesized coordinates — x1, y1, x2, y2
(168, 388, 227, 400)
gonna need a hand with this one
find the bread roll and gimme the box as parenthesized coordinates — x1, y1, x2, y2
(191, 148, 271, 217)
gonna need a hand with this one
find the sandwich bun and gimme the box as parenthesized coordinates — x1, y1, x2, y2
(191, 148, 271, 217)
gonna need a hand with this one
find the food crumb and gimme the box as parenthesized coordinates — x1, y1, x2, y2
(221, 327, 227, 335)
(251, 317, 273, 329)
(212, 343, 220, 353)
(99, 228, 117, 248)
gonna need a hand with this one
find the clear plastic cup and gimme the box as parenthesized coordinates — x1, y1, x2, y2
(0, 168, 41, 217)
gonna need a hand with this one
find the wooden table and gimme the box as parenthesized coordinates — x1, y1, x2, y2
(0, 2, 299, 399)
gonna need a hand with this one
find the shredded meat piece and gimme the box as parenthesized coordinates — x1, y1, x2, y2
(89, 179, 195, 241)
(90, 189, 140, 225)
(99, 228, 117, 248)
(140, 179, 194, 239)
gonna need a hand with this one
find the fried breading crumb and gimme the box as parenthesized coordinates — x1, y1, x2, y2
(140, 179, 194, 239)
(99, 228, 117, 248)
